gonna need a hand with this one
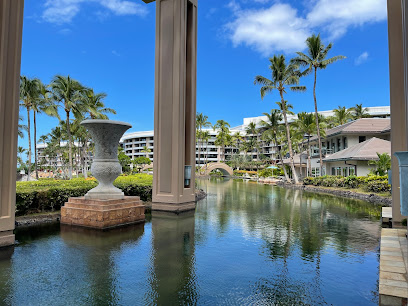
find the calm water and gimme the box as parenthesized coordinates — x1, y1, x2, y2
(0, 179, 382, 305)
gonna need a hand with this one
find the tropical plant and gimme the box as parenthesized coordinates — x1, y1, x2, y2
(141, 145, 152, 158)
(259, 109, 290, 182)
(31, 80, 59, 179)
(17, 146, 26, 169)
(20, 76, 41, 181)
(83, 89, 116, 119)
(18, 116, 27, 139)
(291, 34, 345, 176)
(213, 120, 231, 162)
(369, 153, 391, 176)
(293, 112, 316, 176)
(132, 156, 151, 173)
(351, 103, 369, 119)
(50, 75, 88, 179)
(196, 113, 211, 166)
(201, 130, 211, 166)
(332, 106, 353, 126)
(254, 55, 306, 183)
(245, 122, 260, 158)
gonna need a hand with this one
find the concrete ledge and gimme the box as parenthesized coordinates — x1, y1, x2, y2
(0, 231, 15, 248)
(379, 228, 408, 305)
(152, 202, 196, 213)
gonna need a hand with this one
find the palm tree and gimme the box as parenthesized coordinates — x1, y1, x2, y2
(369, 153, 391, 176)
(332, 106, 353, 126)
(196, 113, 211, 167)
(245, 122, 260, 159)
(213, 120, 231, 162)
(291, 34, 345, 176)
(259, 109, 290, 182)
(50, 75, 87, 179)
(84, 89, 116, 119)
(201, 131, 211, 166)
(18, 116, 27, 139)
(294, 112, 316, 177)
(17, 146, 26, 169)
(351, 103, 369, 119)
(31, 80, 59, 179)
(141, 145, 151, 158)
(254, 55, 306, 184)
(20, 76, 41, 181)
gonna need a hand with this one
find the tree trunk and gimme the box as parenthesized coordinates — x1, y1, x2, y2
(313, 68, 324, 176)
(307, 138, 312, 177)
(27, 107, 32, 181)
(34, 111, 39, 180)
(66, 110, 73, 179)
(279, 90, 299, 184)
(275, 136, 290, 183)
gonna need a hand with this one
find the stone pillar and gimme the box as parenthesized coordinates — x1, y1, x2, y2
(143, 0, 198, 212)
(388, 0, 406, 224)
(0, 0, 24, 247)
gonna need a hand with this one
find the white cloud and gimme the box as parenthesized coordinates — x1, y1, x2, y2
(42, 0, 148, 24)
(226, 0, 387, 56)
(355, 52, 369, 65)
(226, 3, 311, 55)
(307, 0, 387, 39)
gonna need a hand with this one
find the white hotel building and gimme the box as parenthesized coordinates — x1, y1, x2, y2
(120, 106, 390, 166)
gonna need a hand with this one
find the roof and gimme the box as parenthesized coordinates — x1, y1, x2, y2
(309, 118, 390, 141)
(323, 137, 391, 162)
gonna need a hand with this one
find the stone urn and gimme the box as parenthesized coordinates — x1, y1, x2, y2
(81, 119, 132, 200)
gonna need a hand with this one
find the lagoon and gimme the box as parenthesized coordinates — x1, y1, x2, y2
(0, 178, 381, 305)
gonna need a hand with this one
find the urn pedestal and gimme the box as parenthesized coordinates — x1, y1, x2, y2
(61, 120, 145, 229)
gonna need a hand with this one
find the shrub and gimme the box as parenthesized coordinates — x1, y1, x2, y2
(233, 170, 258, 177)
(15, 175, 153, 216)
(258, 168, 274, 178)
(365, 180, 391, 193)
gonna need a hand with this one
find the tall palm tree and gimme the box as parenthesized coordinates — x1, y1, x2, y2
(259, 109, 290, 182)
(213, 120, 231, 162)
(351, 103, 369, 119)
(369, 153, 391, 176)
(245, 122, 260, 159)
(291, 34, 345, 176)
(31, 80, 59, 179)
(196, 113, 211, 167)
(332, 106, 352, 126)
(232, 132, 243, 153)
(50, 75, 87, 179)
(294, 112, 316, 177)
(84, 89, 116, 119)
(20, 76, 41, 181)
(201, 131, 211, 166)
(254, 55, 306, 184)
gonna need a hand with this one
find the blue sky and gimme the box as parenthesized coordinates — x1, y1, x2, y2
(20, 0, 389, 150)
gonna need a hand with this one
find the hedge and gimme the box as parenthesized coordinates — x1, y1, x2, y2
(16, 174, 153, 216)
(303, 175, 391, 193)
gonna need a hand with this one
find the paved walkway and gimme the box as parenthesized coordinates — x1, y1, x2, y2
(379, 228, 408, 305)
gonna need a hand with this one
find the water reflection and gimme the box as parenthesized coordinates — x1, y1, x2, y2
(0, 179, 381, 305)
(149, 211, 197, 305)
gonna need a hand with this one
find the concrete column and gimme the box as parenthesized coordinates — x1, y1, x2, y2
(144, 0, 198, 212)
(388, 0, 406, 223)
(0, 0, 24, 247)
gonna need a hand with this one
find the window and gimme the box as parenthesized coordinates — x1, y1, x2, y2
(343, 137, 348, 149)
(332, 167, 336, 175)
(337, 138, 341, 151)
(359, 136, 366, 143)
(336, 167, 342, 176)
(349, 167, 355, 176)
(343, 167, 348, 177)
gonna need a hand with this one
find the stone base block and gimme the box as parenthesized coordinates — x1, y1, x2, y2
(0, 231, 15, 248)
(152, 202, 196, 213)
(61, 196, 145, 229)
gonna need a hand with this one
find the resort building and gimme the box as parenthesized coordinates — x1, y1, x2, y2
(120, 106, 390, 167)
(286, 118, 391, 177)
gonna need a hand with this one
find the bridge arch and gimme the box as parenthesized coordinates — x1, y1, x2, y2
(200, 163, 234, 176)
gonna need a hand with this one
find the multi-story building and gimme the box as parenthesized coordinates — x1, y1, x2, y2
(37, 106, 391, 170)
(120, 106, 391, 167)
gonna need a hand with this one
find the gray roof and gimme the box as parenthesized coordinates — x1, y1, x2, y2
(323, 137, 391, 162)
(310, 118, 390, 141)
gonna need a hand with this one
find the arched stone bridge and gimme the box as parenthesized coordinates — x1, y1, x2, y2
(200, 163, 234, 176)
